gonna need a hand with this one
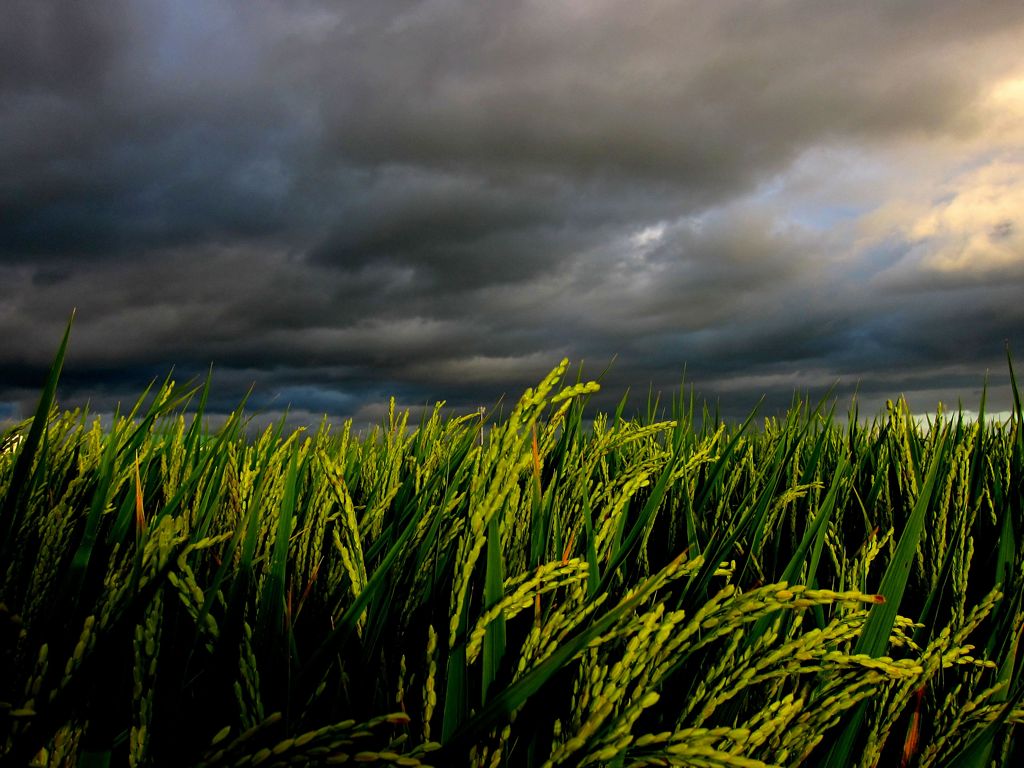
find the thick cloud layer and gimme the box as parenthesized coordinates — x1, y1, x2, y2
(3, 0, 1024, 426)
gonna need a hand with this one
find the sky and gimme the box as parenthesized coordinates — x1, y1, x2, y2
(2, 1, 1024, 428)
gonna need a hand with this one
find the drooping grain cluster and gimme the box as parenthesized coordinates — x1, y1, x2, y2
(1, 328, 1023, 767)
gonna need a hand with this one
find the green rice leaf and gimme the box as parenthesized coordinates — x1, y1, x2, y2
(822, 424, 950, 767)
(480, 514, 506, 705)
(0, 314, 71, 560)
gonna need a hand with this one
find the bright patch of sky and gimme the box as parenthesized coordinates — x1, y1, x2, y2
(630, 223, 667, 250)
(912, 410, 1015, 429)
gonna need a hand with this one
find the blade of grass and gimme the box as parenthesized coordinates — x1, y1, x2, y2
(257, 443, 299, 641)
(822, 424, 950, 767)
(0, 314, 72, 561)
(481, 513, 506, 705)
(581, 476, 600, 598)
(596, 450, 677, 595)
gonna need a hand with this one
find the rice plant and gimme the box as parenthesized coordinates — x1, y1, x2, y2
(2, 324, 1023, 767)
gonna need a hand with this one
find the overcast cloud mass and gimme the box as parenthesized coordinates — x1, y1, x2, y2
(2, 0, 1024, 426)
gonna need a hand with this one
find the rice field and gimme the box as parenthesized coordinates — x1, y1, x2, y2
(2, 327, 1024, 767)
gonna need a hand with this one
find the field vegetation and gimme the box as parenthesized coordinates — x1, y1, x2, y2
(2, 325, 1024, 767)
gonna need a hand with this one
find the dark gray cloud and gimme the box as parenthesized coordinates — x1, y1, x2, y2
(3, 0, 1024, 428)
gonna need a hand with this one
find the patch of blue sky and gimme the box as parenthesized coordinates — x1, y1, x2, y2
(843, 239, 911, 282)
(0, 402, 21, 432)
(791, 203, 874, 232)
(253, 385, 359, 417)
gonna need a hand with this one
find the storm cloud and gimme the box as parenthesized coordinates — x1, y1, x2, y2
(3, 0, 1024, 426)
